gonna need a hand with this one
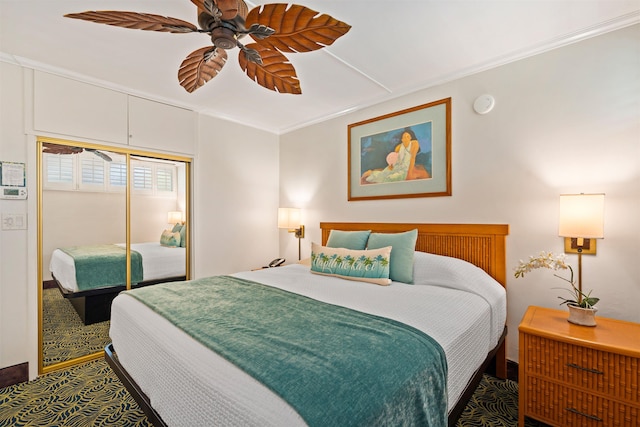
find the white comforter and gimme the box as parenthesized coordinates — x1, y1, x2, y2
(109, 252, 506, 426)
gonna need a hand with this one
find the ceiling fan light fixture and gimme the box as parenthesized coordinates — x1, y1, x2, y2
(211, 27, 237, 49)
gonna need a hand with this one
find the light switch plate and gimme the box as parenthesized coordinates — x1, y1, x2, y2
(1, 213, 27, 230)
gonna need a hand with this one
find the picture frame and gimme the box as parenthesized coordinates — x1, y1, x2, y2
(348, 97, 451, 201)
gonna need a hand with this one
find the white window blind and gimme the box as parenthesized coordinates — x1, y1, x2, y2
(80, 155, 105, 188)
(45, 155, 73, 184)
(109, 162, 127, 190)
(156, 167, 174, 192)
(133, 164, 153, 191)
(43, 150, 179, 197)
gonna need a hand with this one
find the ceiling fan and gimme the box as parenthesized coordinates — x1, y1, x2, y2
(65, 0, 351, 94)
(42, 143, 113, 162)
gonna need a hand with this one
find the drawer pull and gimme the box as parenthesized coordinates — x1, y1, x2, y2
(566, 363, 604, 375)
(565, 407, 603, 422)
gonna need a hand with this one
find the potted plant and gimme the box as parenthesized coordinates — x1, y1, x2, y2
(514, 251, 599, 326)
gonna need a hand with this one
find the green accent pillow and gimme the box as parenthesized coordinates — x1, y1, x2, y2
(310, 243, 391, 286)
(171, 223, 183, 233)
(160, 229, 181, 247)
(179, 224, 186, 248)
(326, 230, 371, 250)
(366, 229, 418, 283)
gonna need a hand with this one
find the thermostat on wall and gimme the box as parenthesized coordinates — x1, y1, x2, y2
(1, 186, 27, 199)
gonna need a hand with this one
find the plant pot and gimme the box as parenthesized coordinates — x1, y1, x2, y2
(567, 304, 597, 326)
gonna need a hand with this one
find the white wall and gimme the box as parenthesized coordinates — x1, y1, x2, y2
(278, 24, 640, 363)
(0, 62, 30, 371)
(193, 116, 280, 278)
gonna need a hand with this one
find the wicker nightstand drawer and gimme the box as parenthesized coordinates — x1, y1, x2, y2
(519, 306, 640, 427)
(524, 376, 639, 427)
(524, 334, 640, 404)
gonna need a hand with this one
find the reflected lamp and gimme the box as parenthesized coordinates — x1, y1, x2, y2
(168, 211, 183, 225)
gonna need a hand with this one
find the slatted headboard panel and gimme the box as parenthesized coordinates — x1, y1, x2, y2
(320, 222, 509, 287)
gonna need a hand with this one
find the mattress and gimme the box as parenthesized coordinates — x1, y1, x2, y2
(50, 242, 186, 293)
(109, 253, 506, 426)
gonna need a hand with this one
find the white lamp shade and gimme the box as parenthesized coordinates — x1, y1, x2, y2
(278, 208, 301, 229)
(558, 194, 604, 238)
(168, 211, 183, 224)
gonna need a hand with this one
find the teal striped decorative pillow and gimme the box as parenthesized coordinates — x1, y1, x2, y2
(310, 243, 391, 286)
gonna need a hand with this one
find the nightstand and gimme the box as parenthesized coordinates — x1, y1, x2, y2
(518, 306, 640, 427)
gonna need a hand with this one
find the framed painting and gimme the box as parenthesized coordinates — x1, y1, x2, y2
(348, 97, 451, 201)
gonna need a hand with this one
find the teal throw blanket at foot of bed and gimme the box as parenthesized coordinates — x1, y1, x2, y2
(126, 275, 448, 426)
(61, 244, 143, 291)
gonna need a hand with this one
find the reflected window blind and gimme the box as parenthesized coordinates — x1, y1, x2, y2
(81, 156, 104, 185)
(46, 155, 73, 183)
(109, 162, 127, 188)
(133, 165, 153, 190)
(156, 167, 173, 192)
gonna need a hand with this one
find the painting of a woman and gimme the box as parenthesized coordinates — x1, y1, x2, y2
(361, 127, 431, 184)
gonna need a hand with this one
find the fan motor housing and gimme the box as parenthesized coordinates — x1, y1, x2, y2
(211, 27, 237, 50)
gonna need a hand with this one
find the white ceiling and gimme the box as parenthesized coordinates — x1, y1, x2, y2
(1, 1, 638, 134)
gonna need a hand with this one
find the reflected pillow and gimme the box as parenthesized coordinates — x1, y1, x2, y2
(171, 223, 183, 233)
(310, 242, 391, 286)
(160, 229, 181, 247)
(366, 229, 418, 283)
(326, 230, 371, 250)
(179, 224, 186, 248)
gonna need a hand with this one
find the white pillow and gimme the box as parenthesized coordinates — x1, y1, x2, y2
(412, 251, 505, 302)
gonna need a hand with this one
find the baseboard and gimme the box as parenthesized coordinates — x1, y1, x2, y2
(0, 362, 28, 388)
(507, 359, 518, 382)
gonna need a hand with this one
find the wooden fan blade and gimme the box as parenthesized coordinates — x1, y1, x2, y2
(216, 0, 240, 20)
(178, 47, 228, 93)
(42, 143, 83, 155)
(191, 0, 240, 20)
(64, 11, 199, 33)
(190, 0, 213, 15)
(245, 4, 351, 53)
(238, 43, 301, 94)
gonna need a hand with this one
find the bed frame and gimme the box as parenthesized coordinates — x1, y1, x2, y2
(55, 275, 186, 325)
(106, 222, 509, 427)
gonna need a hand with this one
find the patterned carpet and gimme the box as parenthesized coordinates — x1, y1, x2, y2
(42, 288, 111, 366)
(0, 358, 548, 426)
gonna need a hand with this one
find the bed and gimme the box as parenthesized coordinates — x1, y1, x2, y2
(50, 242, 186, 325)
(105, 222, 509, 426)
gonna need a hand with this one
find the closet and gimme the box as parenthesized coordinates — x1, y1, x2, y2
(37, 137, 191, 373)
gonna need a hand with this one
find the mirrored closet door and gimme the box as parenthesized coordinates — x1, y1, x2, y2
(38, 138, 191, 374)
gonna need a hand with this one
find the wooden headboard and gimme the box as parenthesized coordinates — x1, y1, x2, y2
(320, 222, 509, 287)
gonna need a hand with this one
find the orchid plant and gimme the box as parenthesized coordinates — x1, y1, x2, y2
(514, 251, 599, 308)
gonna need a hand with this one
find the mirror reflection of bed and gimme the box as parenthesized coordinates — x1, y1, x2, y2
(49, 241, 186, 325)
(40, 141, 190, 369)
